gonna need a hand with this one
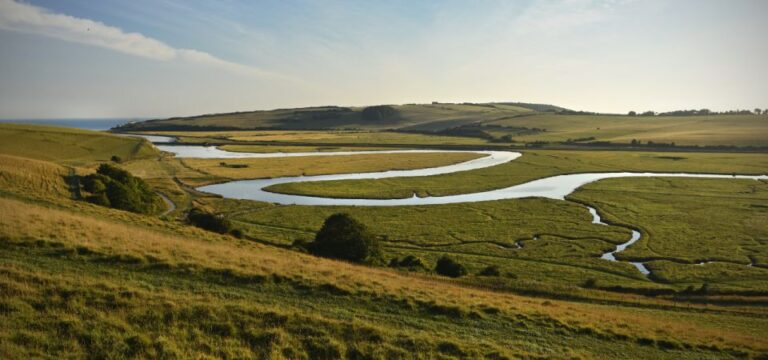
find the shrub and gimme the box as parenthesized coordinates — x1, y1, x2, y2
(81, 174, 110, 193)
(478, 265, 501, 277)
(389, 255, 427, 271)
(79, 164, 159, 214)
(583, 278, 598, 288)
(435, 256, 467, 278)
(187, 208, 233, 234)
(86, 192, 111, 207)
(110, 155, 122, 163)
(308, 213, 378, 262)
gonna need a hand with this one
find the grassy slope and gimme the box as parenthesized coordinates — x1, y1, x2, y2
(117, 103, 534, 132)
(265, 149, 768, 199)
(486, 114, 768, 146)
(1, 166, 766, 358)
(182, 152, 481, 184)
(0, 124, 156, 167)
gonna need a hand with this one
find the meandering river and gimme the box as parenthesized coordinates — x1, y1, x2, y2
(150, 139, 766, 277)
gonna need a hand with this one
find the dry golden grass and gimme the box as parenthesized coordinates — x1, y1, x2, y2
(1, 195, 766, 353)
(0, 154, 69, 199)
(0, 124, 157, 166)
(181, 152, 482, 182)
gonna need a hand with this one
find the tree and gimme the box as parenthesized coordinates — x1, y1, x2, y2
(756, 108, 763, 115)
(309, 213, 378, 262)
(627, 111, 636, 116)
(435, 256, 467, 278)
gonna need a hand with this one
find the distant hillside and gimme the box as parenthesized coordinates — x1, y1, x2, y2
(114, 102, 567, 132)
(0, 123, 158, 166)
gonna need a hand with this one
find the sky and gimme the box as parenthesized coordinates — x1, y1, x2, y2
(0, 0, 766, 119)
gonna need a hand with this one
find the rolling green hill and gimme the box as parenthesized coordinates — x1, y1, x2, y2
(114, 102, 549, 132)
(116, 103, 768, 148)
(0, 124, 157, 167)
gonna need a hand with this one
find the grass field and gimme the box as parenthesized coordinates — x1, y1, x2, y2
(219, 144, 395, 153)
(0, 124, 157, 167)
(265, 149, 768, 199)
(485, 114, 768, 146)
(182, 152, 482, 184)
(2, 124, 767, 358)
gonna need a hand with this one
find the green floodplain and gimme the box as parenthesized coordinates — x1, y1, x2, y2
(1, 104, 768, 359)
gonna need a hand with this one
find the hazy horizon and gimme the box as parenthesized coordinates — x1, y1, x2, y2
(0, 0, 766, 119)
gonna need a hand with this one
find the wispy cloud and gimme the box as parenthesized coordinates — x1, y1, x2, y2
(0, 0, 281, 78)
(513, 0, 623, 35)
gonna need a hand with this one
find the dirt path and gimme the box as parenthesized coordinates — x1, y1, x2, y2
(156, 192, 176, 216)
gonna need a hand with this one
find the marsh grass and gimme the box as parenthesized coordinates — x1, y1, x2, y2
(265, 149, 768, 199)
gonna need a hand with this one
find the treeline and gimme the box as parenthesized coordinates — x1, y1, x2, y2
(80, 164, 161, 214)
(539, 138, 768, 151)
(628, 108, 766, 116)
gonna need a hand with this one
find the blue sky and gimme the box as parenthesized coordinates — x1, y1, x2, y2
(0, 0, 766, 118)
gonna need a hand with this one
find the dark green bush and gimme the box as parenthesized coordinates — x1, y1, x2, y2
(478, 265, 501, 277)
(86, 192, 111, 207)
(110, 155, 122, 163)
(389, 255, 427, 271)
(187, 208, 233, 234)
(309, 213, 378, 262)
(435, 256, 467, 278)
(81, 173, 110, 193)
(79, 164, 159, 214)
(583, 278, 598, 288)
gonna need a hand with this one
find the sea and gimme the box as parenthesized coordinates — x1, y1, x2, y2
(0, 118, 147, 131)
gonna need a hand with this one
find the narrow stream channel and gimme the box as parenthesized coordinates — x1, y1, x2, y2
(588, 206, 651, 276)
